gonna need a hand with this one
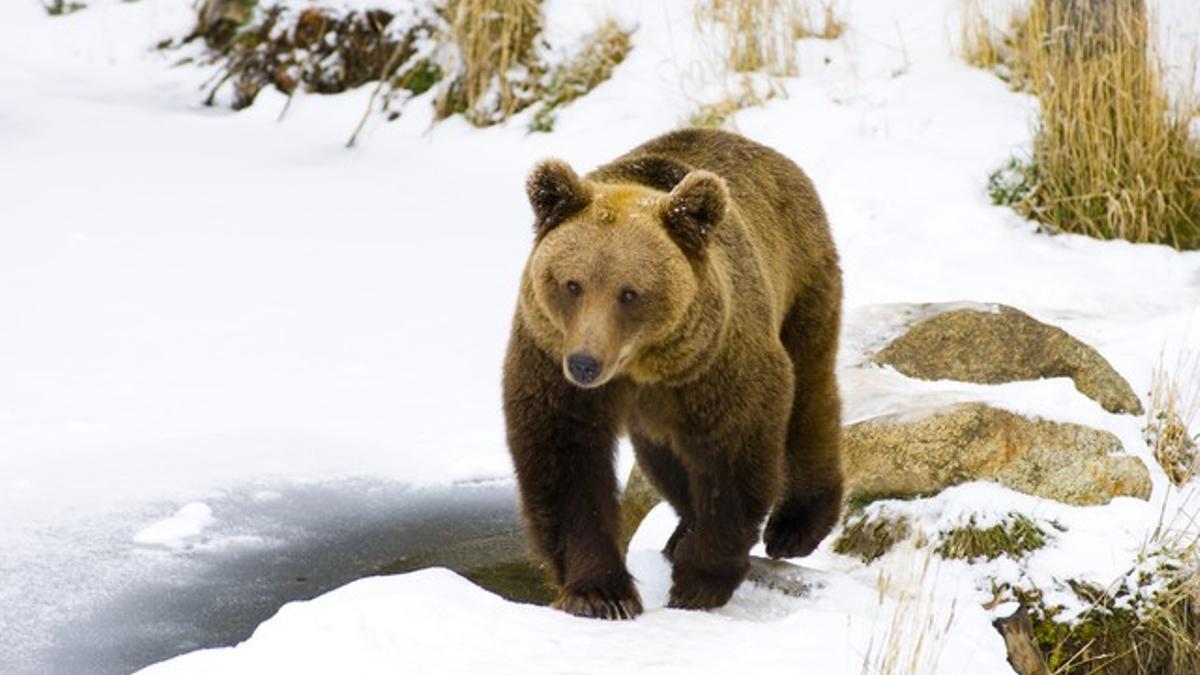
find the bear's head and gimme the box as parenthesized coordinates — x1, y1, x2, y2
(522, 158, 730, 389)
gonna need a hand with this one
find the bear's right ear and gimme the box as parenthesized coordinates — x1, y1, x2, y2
(526, 159, 592, 238)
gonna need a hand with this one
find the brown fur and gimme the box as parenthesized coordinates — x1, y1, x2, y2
(503, 128, 843, 619)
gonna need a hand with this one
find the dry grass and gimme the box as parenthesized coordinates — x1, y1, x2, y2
(861, 554, 957, 675)
(959, 0, 1002, 69)
(801, 2, 846, 41)
(434, 0, 544, 126)
(686, 76, 782, 129)
(530, 19, 632, 132)
(1146, 352, 1200, 486)
(696, 0, 843, 76)
(962, 0, 1200, 249)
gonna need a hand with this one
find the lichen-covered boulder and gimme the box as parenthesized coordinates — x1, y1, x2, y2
(843, 402, 1150, 506)
(873, 304, 1143, 415)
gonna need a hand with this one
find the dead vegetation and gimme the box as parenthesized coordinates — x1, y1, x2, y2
(434, 0, 543, 125)
(696, 0, 843, 76)
(1145, 352, 1200, 486)
(187, 1, 440, 111)
(963, 0, 1200, 249)
(686, 76, 779, 129)
(186, 0, 628, 131)
(530, 19, 632, 132)
(861, 554, 958, 675)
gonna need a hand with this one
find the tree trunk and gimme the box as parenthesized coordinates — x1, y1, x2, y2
(1043, 0, 1146, 59)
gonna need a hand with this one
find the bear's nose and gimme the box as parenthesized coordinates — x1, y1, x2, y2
(567, 353, 602, 385)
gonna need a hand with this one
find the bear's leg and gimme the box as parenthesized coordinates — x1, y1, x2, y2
(630, 433, 693, 561)
(503, 324, 642, 620)
(668, 423, 785, 610)
(763, 300, 844, 560)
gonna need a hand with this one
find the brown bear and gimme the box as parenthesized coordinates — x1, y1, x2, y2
(503, 128, 843, 619)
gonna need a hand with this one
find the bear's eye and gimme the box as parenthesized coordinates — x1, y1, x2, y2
(565, 280, 583, 297)
(618, 288, 639, 305)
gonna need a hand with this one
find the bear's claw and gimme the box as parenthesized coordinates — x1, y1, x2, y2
(552, 582, 643, 620)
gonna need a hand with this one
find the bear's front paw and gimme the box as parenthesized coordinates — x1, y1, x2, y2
(666, 560, 747, 610)
(552, 573, 643, 620)
(763, 489, 841, 559)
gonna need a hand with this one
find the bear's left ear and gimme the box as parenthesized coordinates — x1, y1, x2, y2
(526, 159, 592, 238)
(660, 170, 728, 258)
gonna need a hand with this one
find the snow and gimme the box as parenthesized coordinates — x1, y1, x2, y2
(2, 0, 1199, 673)
(132, 502, 216, 550)
(140, 504, 1012, 675)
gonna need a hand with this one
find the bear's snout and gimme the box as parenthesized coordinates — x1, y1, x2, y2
(566, 353, 602, 386)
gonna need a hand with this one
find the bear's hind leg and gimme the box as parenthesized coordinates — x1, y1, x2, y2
(630, 433, 692, 561)
(763, 300, 844, 560)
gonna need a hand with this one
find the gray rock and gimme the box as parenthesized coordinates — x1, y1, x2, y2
(844, 402, 1151, 506)
(873, 304, 1143, 415)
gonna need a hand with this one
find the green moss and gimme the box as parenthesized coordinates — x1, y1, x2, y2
(399, 59, 442, 97)
(936, 513, 1049, 562)
(44, 0, 86, 16)
(461, 559, 557, 606)
(986, 156, 1037, 208)
(833, 514, 911, 563)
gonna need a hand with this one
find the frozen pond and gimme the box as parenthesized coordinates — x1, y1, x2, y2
(6, 481, 542, 675)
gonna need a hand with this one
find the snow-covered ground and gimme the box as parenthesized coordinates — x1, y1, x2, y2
(3, 0, 1199, 673)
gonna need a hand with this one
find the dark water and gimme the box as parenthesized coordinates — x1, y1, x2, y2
(41, 480, 550, 675)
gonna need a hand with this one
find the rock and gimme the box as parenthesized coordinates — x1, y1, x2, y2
(844, 402, 1151, 506)
(745, 557, 822, 597)
(873, 304, 1143, 415)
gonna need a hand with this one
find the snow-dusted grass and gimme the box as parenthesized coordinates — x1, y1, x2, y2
(1146, 351, 1200, 485)
(3, 0, 1200, 673)
(435, 0, 542, 124)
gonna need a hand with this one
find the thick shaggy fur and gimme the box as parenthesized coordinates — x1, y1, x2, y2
(504, 128, 843, 619)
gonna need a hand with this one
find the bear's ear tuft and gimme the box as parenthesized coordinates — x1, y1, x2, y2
(660, 170, 728, 258)
(526, 159, 592, 237)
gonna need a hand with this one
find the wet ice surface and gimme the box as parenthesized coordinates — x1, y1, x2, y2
(7, 480, 528, 675)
